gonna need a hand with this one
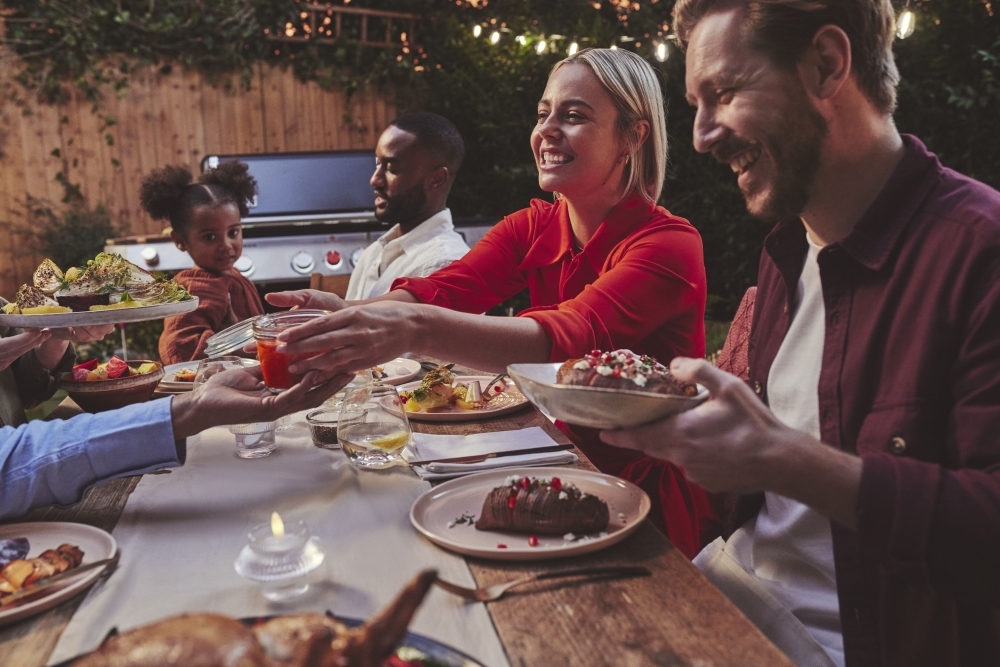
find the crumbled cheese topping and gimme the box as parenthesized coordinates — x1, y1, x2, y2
(578, 348, 670, 387)
(573, 360, 590, 370)
(558, 491, 568, 500)
(595, 365, 613, 376)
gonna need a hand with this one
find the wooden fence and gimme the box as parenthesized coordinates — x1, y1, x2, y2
(0, 62, 395, 299)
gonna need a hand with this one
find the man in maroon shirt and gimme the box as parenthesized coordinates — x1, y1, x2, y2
(603, 1, 1000, 665)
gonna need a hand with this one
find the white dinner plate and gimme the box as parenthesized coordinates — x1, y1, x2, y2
(410, 467, 650, 561)
(377, 358, 421, 386)
(508, 362, 709, 430)
(0, 522, 117, 627)
(0, 298, 199, 329)
(159, 361, 199, 391)
(397, 375, 529, 422)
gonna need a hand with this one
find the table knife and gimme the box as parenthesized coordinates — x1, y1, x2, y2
(0, 556, 118, 607)
(408, 444, 574, 466)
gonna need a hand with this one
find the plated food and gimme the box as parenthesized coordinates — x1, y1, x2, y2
(0, 253, 198, 327)
(65, 570, 456, 667)
(397, 368, 527, 423)
(410, 467, 650, 561)
(60, 360, 164, 413)
(0, 542, 84, 598)
(509, 350, 709, 430)
(476, 476, 609, 536)
(557, 349, 698, 396)
(71, 357, 159, 382)
(0, 522, 117, 627)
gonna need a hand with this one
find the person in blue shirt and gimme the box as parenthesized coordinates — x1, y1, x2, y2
(0, 365, 350, 520)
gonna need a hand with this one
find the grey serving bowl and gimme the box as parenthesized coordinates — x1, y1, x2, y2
(507, 362, 709, 430)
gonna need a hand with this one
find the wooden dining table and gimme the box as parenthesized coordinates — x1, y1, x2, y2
(0, 387, 792, 667)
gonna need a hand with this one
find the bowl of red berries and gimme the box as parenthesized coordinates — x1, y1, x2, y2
(59, 356, 164, 412)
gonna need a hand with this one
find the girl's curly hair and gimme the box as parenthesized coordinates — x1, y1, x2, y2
(139, 160, 257, 236)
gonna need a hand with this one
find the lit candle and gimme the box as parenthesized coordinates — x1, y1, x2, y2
(271, 511, 285, 539)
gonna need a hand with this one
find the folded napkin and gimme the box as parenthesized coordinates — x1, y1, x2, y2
(403, 427, 578, 481)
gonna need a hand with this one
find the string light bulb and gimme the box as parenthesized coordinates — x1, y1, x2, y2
(568, 41, 579, 56)
(489, 30, 501, 44)
(895, 8, 916, 39)
(536, 39, 548, 54)
(473, 24, 482, 38)
(516, 35, 527, 45)
(610, 43, 618, 50)
(655, 42, 668, 61)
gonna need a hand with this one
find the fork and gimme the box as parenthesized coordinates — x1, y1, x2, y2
(434, 565, 650, 602)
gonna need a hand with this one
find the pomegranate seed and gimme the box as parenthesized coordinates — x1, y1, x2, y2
(520, 477, 530, 489)
(612, 367, 621, 377)
(528, 535, 538, 547)
(507, 495, 517, 509)
(551, 477, 562, 490)
(497, 543, 507, 549)
(590, 349, 601, 357)
(494, 385, 502, 393)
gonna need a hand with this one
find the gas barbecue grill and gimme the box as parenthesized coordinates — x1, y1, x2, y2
(105, 150, 497, 287)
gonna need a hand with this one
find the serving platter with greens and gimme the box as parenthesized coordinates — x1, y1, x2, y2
(0, 253, 197, 327)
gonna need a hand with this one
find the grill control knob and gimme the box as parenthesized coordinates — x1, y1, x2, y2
(325, 250, 343, 269)
(140, 246, 159, 267)
(291, 251, 315, 275)
(350, 248, 364, 268)
(234, 255, 254, 277)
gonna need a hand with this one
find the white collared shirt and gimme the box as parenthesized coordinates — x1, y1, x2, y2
(345, 209, 470, 301)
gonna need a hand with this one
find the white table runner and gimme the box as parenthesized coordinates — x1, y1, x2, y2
(50, 413, 510, 666)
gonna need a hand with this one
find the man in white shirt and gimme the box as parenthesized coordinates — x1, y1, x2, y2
(346, 112, 470, 301)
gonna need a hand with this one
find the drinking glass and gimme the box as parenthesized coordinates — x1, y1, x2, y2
(337, 384, 411, 470)
(194, 357, 277, 459)
(252, 310, 329, 392)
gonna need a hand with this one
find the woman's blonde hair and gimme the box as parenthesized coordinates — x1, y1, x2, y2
(552, 48, 667, 205)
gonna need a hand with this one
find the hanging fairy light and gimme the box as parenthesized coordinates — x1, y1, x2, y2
(536, 38, 548, 54)
(516, 34, 527, 45)
(489, 30, 501, 44)
(568, 41, 579, 56)
(655, 42, 668, 62)
(472, 24, 482, 38)
(610, 43, 618, 50)
(895, 4, 916, 39)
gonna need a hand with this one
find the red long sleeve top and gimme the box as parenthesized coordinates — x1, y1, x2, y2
(158, 269, 265, 365)
(394, 195, 717, 556)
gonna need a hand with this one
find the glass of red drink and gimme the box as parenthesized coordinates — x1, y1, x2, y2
(252, 310, 329, 392)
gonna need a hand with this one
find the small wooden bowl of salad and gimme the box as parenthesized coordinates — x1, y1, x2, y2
(59, 357, 164, 413)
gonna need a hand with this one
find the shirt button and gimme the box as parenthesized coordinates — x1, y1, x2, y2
(754, 381, 763, 395)
(890, 437, 907, 454)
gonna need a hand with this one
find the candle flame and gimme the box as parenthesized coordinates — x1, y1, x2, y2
(271, 512, 285, 538)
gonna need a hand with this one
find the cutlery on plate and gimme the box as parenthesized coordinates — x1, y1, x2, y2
(407, 444, 574, 466)
(419, 362, 455, 372)
(435, 565, 651, 602)
(0, 555, 119, 607)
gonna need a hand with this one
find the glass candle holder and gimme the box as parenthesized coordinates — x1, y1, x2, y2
(234, 520, 324, 602)
(252, 310, 329, 392)
(305, 408, 340, 449)
(229, 420, 278, 459)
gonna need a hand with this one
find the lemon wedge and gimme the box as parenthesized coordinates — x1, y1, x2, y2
(369, 431, 409, 451)
(21, 305, 71, 314)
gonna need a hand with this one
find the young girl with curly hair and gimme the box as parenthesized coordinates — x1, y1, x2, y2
(140, 161, 265, 364)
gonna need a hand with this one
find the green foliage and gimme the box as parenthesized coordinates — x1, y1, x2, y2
(2, 0, 998, 320)
(14, 180, 124, 272)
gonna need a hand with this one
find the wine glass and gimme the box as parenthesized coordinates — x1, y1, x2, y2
(193, 356, 245, 385)
(337, 383, 411, 470)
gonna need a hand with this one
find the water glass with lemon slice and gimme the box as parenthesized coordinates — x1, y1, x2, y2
(337, 383, 411, 470)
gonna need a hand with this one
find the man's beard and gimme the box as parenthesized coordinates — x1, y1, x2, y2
(375, 181, 428, 225)
(714, 87, 827, 221)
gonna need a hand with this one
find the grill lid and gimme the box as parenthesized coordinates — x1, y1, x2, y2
(205, 317, 258, 358)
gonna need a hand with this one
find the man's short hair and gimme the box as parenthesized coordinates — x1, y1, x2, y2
(674, 0, 899, 114)
(389, 112, 465, 175)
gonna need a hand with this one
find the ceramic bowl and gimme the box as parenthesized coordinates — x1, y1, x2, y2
(507, 362, 708, 430)
(60, 361, 165, 413)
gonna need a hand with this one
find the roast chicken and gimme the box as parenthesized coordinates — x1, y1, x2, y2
(71, 569, 437, 667)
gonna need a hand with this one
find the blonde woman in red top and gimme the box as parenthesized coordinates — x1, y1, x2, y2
(269, 48, 716, 556)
